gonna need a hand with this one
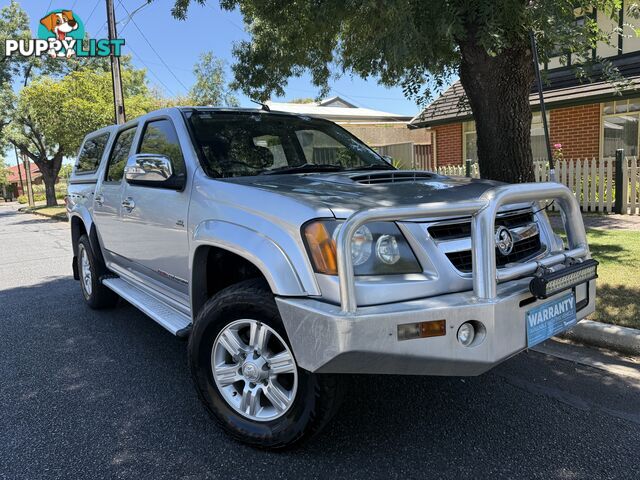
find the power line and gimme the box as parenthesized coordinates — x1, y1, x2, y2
(206, 4, 246, 34)
(126, 43, 178, 97)
(119, 2, 190, 93)
(84, 0, 101, 25)
(89, 2, 178, 97)
(134, 58, 192, 72)
(118, 1, 152, 31)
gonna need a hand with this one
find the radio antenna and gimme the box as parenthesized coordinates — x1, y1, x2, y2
(529, 30, 556, 182)
(250, 99, 271, 112)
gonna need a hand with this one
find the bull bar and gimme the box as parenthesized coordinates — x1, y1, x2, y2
(335, 182, 589, 314)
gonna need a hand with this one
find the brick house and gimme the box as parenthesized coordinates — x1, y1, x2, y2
(409, 1, 640, 166)
(3, 162, 43, 200)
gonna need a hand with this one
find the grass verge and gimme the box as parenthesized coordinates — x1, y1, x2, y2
(583, 229, 640, 329)
(21, 205, 67, 221)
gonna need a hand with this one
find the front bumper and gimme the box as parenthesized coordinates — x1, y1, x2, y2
(276, 279, 596, 376)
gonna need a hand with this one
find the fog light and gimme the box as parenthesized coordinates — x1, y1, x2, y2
(457, 322, 476, 347)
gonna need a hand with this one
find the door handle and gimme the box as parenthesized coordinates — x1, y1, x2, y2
(121, 197, 135, 212)
(94, 193, 104, 206)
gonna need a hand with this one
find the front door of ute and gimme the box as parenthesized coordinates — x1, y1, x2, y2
(117, 117, 191, 298)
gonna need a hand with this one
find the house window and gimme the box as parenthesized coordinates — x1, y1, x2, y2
(530, 113, 549, 160)
(463, 122, 477, 162)
(602, 98, 640, 157)
(462, 112, 549, 162)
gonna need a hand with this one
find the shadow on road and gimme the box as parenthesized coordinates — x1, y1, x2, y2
(1, 277, 638, 479)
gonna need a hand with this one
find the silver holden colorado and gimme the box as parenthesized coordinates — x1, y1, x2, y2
(67, 107, 597, 448)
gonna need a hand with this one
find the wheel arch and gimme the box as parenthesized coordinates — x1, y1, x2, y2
(191, 220, 317, 318)
(69, 211, 107, 273)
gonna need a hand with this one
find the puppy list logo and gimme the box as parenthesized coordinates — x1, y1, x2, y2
(4, 9, 124, 59)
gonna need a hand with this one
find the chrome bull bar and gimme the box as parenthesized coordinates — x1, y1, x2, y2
(335, 182, 589, 314)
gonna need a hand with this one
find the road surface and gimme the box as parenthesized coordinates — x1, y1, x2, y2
(1, 203, 638, 480)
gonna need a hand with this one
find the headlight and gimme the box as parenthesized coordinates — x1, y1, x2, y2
(333, 225, 372, 266)
(303, 220, 421, 275)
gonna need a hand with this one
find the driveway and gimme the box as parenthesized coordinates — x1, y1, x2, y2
(1, 203, 639, 480)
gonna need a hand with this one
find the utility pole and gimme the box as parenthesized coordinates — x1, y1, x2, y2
(106, 0, 126, 124)
(22, 153, 35, 208)
(14, 146, 24, 195)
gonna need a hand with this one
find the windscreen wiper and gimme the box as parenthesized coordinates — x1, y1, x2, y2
(261, 163, 345, 175)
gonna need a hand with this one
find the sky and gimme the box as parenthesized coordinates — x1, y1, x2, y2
(16, 0, 429, 117)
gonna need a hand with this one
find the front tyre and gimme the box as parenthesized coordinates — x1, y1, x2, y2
(188, 279, 343, 449)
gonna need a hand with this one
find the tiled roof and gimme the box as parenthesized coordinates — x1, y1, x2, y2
(6, 163, 41, 183)
(410, 51, 640, 127)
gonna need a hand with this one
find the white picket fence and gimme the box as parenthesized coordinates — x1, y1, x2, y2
(436, 158, 640, 215)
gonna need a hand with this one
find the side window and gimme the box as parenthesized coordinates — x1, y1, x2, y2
(138, 120, 186, 178)
(76, 133, 109, 174)
(105, 127, 137, 183)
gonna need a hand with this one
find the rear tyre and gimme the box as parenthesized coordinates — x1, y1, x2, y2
(77, 235, 119, 309)
(188, 279, 344, 449)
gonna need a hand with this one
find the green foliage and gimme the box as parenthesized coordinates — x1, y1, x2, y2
(288, 98, 315, 104)
(8, 65, 156, 155)
(188, 51, 239, 106)
(30, 183, 68, 195)
(58, 164, 73, 181)
(0, 0, 30, 86)
(581, 228, 640, 329)
(167, 1, 628, 106)
(0, 157, 9, 185)
(17, 191, 65, 204)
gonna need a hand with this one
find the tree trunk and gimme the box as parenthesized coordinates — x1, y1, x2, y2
(458, 36, 536, 183)
(40, 168, 58, 207)
(32, 152, 64, 207)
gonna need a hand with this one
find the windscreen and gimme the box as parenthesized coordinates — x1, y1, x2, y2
(186, 111, 389, 178)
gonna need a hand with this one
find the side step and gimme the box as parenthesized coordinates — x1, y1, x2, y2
(102, 277, 191, 335)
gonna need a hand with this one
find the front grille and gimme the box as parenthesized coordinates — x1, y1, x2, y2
(428, 210, 534, 241)
(445, 235, 542, 272)
(352, 172, 436, 184)
(428, 209, 544, 273)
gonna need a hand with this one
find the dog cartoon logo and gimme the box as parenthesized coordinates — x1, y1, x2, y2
(5, 9, 123, 59)
(38, 9, 84, 58)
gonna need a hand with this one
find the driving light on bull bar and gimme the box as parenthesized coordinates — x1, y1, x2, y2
(457, 322, 475, 347)
(529, 259, 598, 299)
(397, 320, 446, 341)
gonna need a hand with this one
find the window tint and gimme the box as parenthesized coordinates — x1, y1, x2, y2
(187, 112, 388, 178)
(295, 130, 361, 166)
(106, 127, 136, 183)
(253, 135, 288, 168)
(76, 133, 109, 173)
(138, 120, 186, 177)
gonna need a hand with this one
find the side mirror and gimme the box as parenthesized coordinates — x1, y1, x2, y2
(382, 155, 393, 165)
(124, 154, 183, 189)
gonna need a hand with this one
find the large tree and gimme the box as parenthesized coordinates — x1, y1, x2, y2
(5, 65, 157, 206)
(169, 0, 628, 183)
